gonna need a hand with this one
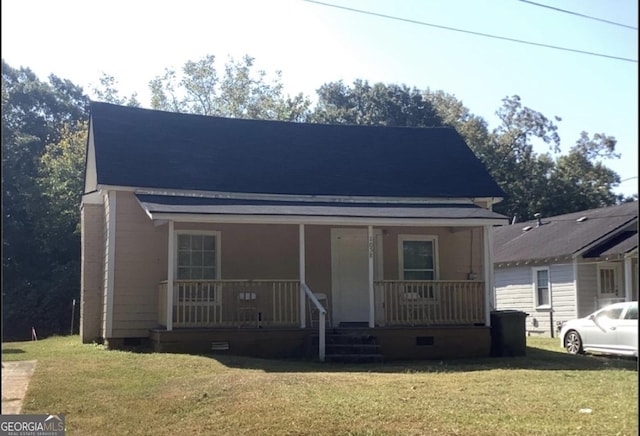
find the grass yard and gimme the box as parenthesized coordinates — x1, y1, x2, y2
(2, 335, 637, 435)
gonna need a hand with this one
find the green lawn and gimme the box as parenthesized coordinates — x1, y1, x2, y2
(2, 336, 637, 435)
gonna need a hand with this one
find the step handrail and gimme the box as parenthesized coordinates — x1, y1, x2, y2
(302, 282, 326, 362)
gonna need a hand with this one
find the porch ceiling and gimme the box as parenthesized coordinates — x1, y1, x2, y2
(136, 194, 508, 225)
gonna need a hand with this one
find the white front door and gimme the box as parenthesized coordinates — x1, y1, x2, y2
(331, 228, 380, 325)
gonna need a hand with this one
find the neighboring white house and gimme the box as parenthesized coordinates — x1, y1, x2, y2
(493, 202, 638, 337)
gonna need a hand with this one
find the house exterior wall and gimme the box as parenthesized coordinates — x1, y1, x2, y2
(576, 261, 598, 317)
(495, 263, 577, 337)
(80, 202, 105, 342)
(103, 193, 487, 340)
(381, 226, 483, 281)
(111, 191, 168, 338)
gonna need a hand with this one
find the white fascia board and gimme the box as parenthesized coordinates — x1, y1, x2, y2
(98, 185, 485, 205)
(81, 191, 103, 205)
(147, 212, 507, 227)
(84, 123, 98, 194)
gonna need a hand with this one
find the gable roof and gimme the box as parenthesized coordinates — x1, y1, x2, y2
(86, 102, 505, 200)
(493, 202, 639, 264)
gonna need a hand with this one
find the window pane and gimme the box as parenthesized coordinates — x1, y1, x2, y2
(203, 251, 215, 266)
(403, 241, 433, 269)
(192, 235, 203, 250)
(192, 252, 203, 266)
(537, 270, 548, 288)
(178, 235, 190, 250)
(177, 251, 190, 267)
(538, 287, 549, 306)
(177, 267, 190, 280)
(202, 267, 215, 280)
(203, 236, 215, 250)
(405, 270, 433, 280)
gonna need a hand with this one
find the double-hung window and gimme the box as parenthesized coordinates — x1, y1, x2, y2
(532, 267, 550, 308)
(399, 235, 438, 299)
(177, 232, 219, 280)
(175, 231, 221, 304)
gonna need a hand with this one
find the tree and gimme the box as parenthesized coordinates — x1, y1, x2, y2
(149, 54, 310, 121)
(91, 73, 140, 107)
(311, 80, 443, 127)
(2, 60, 88, 340)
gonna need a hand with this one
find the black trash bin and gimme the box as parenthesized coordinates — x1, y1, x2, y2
(490, 310, 528, 357)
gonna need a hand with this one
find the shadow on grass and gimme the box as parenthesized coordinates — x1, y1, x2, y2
(199, 346, 638, 374)
(1, 348, 26, 354)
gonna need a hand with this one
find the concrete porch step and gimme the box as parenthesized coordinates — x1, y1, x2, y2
(325, 353, 384, 364)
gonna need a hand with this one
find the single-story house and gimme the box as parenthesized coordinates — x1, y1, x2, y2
(80, 102, 509, 361)
(494, 202, 638, 337)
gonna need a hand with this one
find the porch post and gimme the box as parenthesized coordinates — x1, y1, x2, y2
(167, 220, 174, 331)
(368, 225, 375, 328)
(483, 225, 494, 326)
(624, 255, 632, 301)
(299, 224, 306, 328)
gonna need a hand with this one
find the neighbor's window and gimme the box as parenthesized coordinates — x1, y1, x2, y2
(176, 232, 219, 280)
(399, 236, 437, 280)
(533, 267, 550, 307)
(598, 265, 618, 295)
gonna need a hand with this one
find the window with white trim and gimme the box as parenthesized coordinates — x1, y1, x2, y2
(399, 235, 437, 280)
(176, 232, 219, 280)
(399, 235, 438, 299)
(597, 264, 619, 296)
(532, 267, 550, 308)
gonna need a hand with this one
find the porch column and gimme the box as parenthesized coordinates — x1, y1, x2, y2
(624, 255, 633, 301)
(166, 220, 174, 331)
(483, 225, 494, 326)
(299, 224, 306, 328)
(368, 225, 375, 328)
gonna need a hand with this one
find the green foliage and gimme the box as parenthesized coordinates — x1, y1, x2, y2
(91, 73, 140, 107)
(2, 60, 88, 340)
(311, 80, 443, 127)
(149, 54, 310, 121)
(1, 56, 632, 342)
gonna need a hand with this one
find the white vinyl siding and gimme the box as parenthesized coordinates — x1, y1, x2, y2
(495, 263, 577, 336)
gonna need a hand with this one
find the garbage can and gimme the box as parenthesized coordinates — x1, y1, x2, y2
(490, 310, 528, 357)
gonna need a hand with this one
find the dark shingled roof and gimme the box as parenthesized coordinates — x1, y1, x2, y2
(493, 202, 638, 263)
(88, 102, 505, 199)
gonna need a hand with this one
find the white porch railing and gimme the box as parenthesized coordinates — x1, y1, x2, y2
(376, 280, 485, 326)
(302, 283, 326, 361)
(159, 280, 300, 328)
(159, 280, 484, 330)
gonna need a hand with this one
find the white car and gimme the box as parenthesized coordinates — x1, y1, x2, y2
(560, 301, 638, 357)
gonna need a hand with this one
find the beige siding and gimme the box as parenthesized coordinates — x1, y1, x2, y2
(80, 202, 105, 342)
(174, 223, 299, 279)
(576, 261, 600, 317)
(110, 191, 168, 337)
(382, 226, 483, 281)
